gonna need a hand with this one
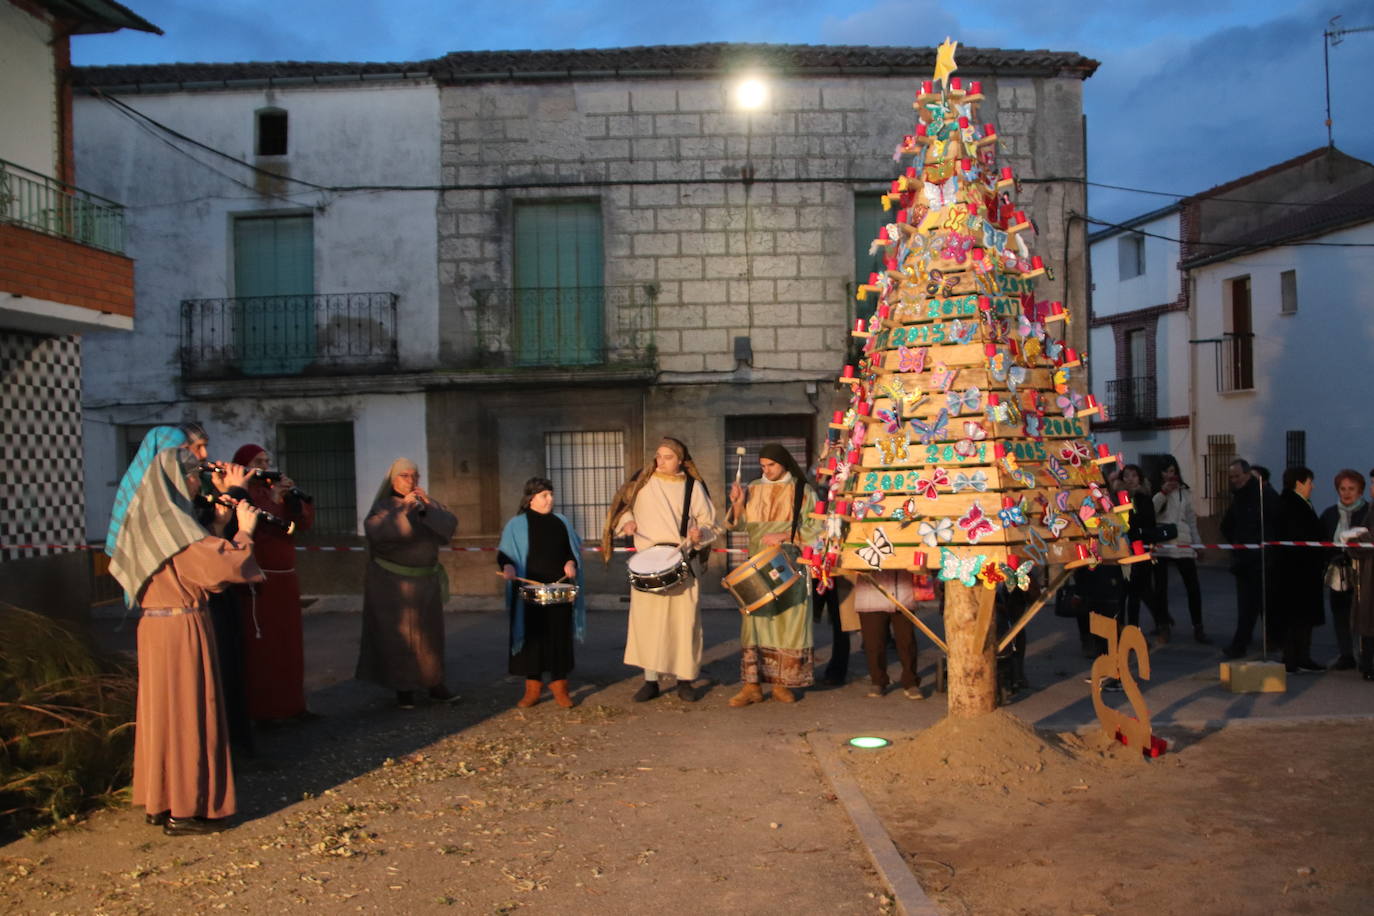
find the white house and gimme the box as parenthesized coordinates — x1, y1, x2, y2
(1088, 146, 1374, 524)
(74, 65, 442, 542)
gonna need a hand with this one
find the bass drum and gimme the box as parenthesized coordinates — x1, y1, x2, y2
(721, 543, 802, 614)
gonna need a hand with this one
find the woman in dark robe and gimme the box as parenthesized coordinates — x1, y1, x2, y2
(356, 457, 459, 708)
(497, 477, 586, 708)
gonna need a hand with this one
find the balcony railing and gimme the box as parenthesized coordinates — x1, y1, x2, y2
(0, 158, 125, 254)
(181, 292, 398, 381)
(468, 284, 657, 370)
(1217, 333, 1254, 393)
(1105, 376, 1157, 428)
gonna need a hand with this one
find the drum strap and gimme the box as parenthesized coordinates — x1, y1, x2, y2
(679, 476, 694, 539)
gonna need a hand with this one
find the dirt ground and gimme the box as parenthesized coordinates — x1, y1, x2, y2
(848, 711, 1374, 916)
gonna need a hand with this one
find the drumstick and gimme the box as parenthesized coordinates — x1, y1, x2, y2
(493, 571, 544, 587)
(734, 446, 746, 484)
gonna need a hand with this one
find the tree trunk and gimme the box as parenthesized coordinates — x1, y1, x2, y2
(945, 582, 997, 717)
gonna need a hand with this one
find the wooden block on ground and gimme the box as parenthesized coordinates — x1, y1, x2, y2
(1219, 660, 1286, 694)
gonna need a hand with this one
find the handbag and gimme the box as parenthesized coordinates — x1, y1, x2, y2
(1144, 523, 1179, 544)
(1325, 557, 1353, 593)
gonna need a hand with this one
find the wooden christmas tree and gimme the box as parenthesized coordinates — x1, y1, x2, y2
(808, 39, 1149, 718)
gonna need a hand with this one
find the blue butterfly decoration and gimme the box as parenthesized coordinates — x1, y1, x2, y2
(909, 408, 949, 445)
(949, 318, 977, 345)
(946, 386, 982, 414)
(938, 548, 985, 587)
(1023, 412, 1044, 439)
(989, 352, 1028, 394)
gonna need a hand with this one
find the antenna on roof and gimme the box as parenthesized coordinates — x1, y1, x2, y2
(1323, 15, 1374, 148)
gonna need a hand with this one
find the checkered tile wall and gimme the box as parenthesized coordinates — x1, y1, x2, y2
(0, 331, 86, 561)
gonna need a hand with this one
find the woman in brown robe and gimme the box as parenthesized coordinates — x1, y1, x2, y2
(356, 458, 459, 707)
(107, 439, 264, 836)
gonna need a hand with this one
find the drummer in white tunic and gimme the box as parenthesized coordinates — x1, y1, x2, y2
(601, 437, 718, 702)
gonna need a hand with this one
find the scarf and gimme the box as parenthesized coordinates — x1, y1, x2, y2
(108, 448, 209, 606)
(599, 437, 707, 562)
(105, 426, 187, 556)
(757, 442, 808, 536)
(1337, 497, 1368, 538)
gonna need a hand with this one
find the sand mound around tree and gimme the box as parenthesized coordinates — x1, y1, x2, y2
(847, 709, 1144, 792)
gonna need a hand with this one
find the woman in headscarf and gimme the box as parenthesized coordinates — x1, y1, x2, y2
(723, 443, 821, 705)
(105, 430, 264, 836)
(231, 443, 315, 723)
(356, 458, 459, 708)
(601, 437, 718, 702)
(498, 477, 586, 708)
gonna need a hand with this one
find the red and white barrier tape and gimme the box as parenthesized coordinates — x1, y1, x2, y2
(5, 541, 1370, 553)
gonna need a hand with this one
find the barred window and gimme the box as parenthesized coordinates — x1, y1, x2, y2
(1285, 430, 1306, 470)
(545, 430, 624, 540)
(277, 421, 356, 535)
(1203, 434, 1237, 518)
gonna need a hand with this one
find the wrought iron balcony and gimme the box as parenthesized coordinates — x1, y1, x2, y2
(1216, 333, 1254, 393)
(468, 284, 657, 370)
(1105, 376, 1157, 428)
(181, 292, 398, 381)
(0, 157, 125, 253)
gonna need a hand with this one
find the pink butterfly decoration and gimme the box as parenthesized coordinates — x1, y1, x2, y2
(958, 502, 998, 544)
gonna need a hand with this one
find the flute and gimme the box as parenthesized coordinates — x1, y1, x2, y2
(199, 462, 312, 502)
(195, 492, 297, 535)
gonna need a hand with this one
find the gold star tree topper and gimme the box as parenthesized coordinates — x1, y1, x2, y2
(934, 37, 959, 88)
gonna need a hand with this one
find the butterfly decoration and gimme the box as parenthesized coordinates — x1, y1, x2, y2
(1044, 457, 1070, 484)
(1006, 464, 1037, 489)
(989, 352, 1028, 393)
(832, 457, 853, 486)
(953, 469, 989, 493)
(909, 408, 949, 445)
(1078, 499, 1098, 524)
(978, 562, 1006, 590)
(1052, 367, 1071, 393)
(857, 527, 895, 570)
(850, 422, 867, 450)
(998, 501, 1028, 528)
(1056, 391, 1084, 418)
(938, 548, 985, 587)
(1001, 559, 1034, 592)
(918, 517, 954, 547)
(1089, 482, 1114, 513)
(1042, 509, 1069, 539)
(946, 386, 982, 414)
(986, 398, 1011, 425)
(1023, 336, 1044, 365)
(1024, 412, 1044, 439)
(924, 366, 953, 395)
(896, 345, 928, 373)
(962, 420, 988, 441)
(891, 496, 923, 529)
(842, 407, 858, 428)
(926, 269, 957, 298)
(948, 318, 978, 345)
(953, 437, 980, 458)
(940, 234, 974, 264)
(876, 434, 908, 465)
(1097, 514, 1125, 549)
(1044, 338, 1065, 363)
(825, 512, 846, 541)
(958, 502, 998, 544)
(1023, 528, 1049, 565)
(912, 466, 949, 500)
(854, 491, 887, 519)
(876, 407, 902, 434)
(883, 377, 922, 414)
(1060, 441, 1092, 467)
(1054, 490, 1072, 512)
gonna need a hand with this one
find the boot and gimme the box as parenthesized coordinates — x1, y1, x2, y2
(1193, 626, 1212, 645)
(728, 684, 764, 707)
(516, 679, 542, 708)
(771, 685, 796, 703)
(549, 679, 574, 709)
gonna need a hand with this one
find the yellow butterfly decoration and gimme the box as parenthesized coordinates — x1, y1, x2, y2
(876, 434, 909, 465)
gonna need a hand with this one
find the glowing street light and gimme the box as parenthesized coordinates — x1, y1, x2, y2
(735, 77, 768, 110)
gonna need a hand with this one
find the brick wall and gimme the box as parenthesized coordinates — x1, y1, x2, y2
(436, 72, 1084, 378)
(0, 223, 135, 317)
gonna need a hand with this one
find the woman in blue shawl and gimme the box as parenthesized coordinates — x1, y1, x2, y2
(497, 477, 586, 708)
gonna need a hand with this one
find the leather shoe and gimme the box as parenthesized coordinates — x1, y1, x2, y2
(770, 685, 796, 703)
(145, 810, 169, 827)
(728, 684, 764, 707)
(632, 680, 660, 702)
(163, 816, 227, 836)
(677, 680, 697, 702)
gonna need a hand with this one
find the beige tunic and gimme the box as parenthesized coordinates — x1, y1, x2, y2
(618, 473, 717, 680)
(133, 533, 263, 819)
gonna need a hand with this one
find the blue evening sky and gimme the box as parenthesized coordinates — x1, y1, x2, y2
(72, 0, 1374, 224)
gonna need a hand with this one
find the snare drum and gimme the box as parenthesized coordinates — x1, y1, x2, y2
(722, 543, 802, 614)
(518, 582, 580, 606)
(627, 544, 692, 593)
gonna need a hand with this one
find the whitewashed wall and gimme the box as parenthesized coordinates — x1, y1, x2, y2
(1191, 220, 1374, 502)
(0, 2, 58, 176)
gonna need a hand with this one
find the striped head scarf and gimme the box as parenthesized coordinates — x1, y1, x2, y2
(107, 447, 209, 606)
(104, 426, 187, 556)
